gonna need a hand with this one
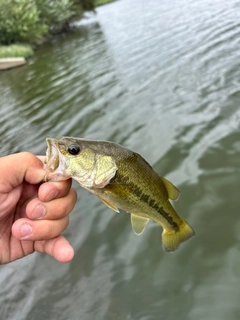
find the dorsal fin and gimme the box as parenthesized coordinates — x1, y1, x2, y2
(131, 214, 149, 235)
(160, 177, 180, 201)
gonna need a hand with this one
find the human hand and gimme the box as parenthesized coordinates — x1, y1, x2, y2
(0, 152, 77, 264)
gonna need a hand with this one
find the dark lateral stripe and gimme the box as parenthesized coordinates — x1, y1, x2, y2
(116, 173, 179, 230)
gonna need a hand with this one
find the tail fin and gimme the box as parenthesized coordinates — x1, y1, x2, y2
(162, 220, 195, 252)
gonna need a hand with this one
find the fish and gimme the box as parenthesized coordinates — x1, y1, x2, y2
(44, 136, 195, 252)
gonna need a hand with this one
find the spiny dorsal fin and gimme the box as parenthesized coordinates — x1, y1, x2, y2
(160, 177, 180, 201)
(131, 214, 149, 235)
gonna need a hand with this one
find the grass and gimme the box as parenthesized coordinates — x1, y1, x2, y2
(95, 0, 115, 6)
(0, 44, 34, 59)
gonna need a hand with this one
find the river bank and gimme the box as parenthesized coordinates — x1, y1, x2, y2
(0, 45, 33, 70)
(0, 0, 115, 68)
(0, 44, 33, 59)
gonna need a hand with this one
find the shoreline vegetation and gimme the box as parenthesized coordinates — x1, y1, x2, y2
(95, 0, 115, 6)
(0, 0, 115, 61)
(0, 45, 34, 59)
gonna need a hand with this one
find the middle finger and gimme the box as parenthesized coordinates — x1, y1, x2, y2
(26, 187, 77, 220)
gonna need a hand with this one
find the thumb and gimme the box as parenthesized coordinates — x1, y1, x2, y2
(0, 152, 46, 190)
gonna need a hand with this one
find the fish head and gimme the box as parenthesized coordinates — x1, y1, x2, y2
(45, 137, 118, 188)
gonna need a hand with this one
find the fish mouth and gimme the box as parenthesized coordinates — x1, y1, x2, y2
(44, 138, 68, 181)
(46, 138, 59, 171)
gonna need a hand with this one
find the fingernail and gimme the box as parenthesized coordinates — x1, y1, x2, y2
(20, 223, 32, 238)
(46, 189, 58, 202)
(32, 204, 46, 219)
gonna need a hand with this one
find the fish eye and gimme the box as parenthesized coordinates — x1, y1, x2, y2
(68, 144, 80, 155)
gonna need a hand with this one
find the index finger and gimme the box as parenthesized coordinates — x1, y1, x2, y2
(0, 152, 45, 191)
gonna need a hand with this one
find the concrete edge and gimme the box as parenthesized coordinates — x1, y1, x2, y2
(0, 57, 26, 70)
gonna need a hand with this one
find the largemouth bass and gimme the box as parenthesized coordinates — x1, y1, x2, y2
(44, 137, 194, 251)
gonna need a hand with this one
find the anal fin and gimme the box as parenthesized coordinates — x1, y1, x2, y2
(131, 214, 149, 235)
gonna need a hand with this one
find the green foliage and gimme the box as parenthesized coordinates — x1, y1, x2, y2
(35, 0, 80, 34)
(0, 0, 47, 45)
(80, 0, 95, 11)
(95, 0, 115, 6)
(0, 0, 95, 45)
(0, 44, 34, 58)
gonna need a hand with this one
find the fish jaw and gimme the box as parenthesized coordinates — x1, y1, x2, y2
(44, 138, 71, 182)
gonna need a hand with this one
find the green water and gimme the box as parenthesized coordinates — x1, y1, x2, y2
(0, 0, 240, 319)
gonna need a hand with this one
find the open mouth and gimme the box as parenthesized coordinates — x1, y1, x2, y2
(46, 138, 60, 172)
(44, 138, 70, 182)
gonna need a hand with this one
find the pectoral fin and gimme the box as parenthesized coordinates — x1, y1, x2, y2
(161, 177, 180, 201)
(131, 214, 149, 235)
(98, 197, 119, 213)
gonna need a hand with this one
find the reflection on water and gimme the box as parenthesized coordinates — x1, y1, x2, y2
(0, 0, 240, 319)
